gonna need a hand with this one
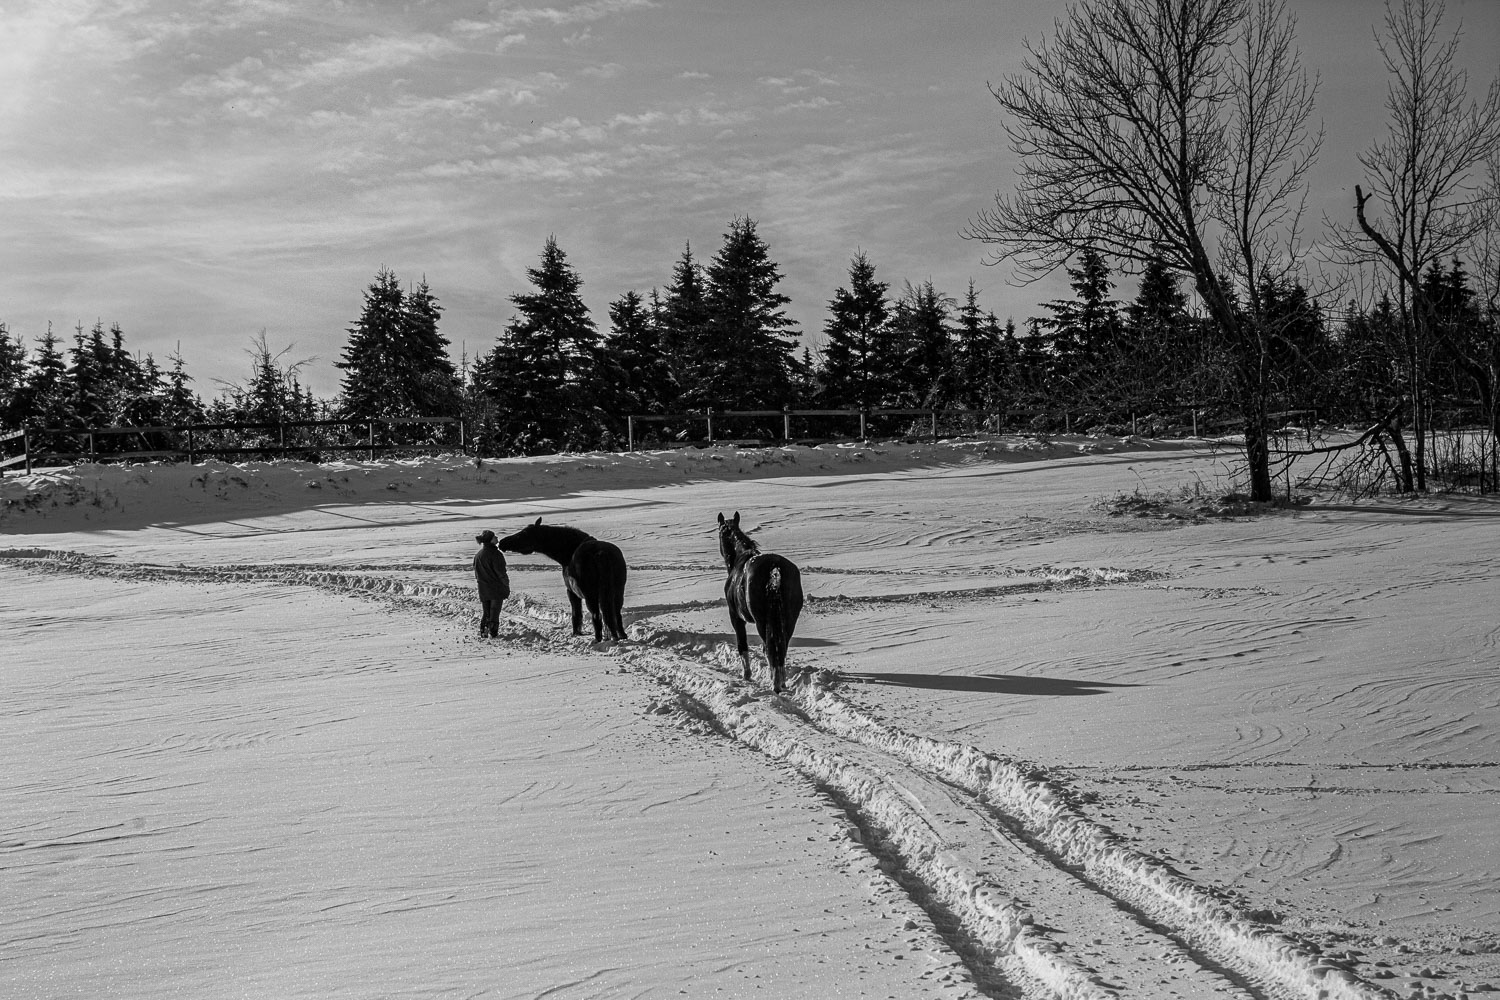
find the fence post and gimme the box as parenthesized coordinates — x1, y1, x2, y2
(187, 426, 196, 464)
(859, 409, 867, 440)
(368, 420, 376, 458)
(459, 419, 466, 455)
(782, 406, 791, 443)
(706, 408, 714, 443)
(279, 422, 286, 452)
(88, 430, 96, 463)
(930, 410, 938, 442)
(23, 427, 31, 475)
(627, 415, 634, 452)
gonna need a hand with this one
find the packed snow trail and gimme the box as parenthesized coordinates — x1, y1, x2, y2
(3, 551, 1401, 1000)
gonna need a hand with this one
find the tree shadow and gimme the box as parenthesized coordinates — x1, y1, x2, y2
(842, 671, 1142, 695)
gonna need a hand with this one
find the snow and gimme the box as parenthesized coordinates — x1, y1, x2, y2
(3, 435, 1497, 1000)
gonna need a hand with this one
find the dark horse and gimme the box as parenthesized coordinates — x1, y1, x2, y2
(717, 511, 804, 693)
(498, 517, 628, 643)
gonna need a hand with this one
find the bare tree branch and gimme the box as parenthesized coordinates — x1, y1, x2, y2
(964, 0, 1319, 500)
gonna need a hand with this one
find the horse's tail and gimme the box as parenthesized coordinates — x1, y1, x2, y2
(607, 554, 628, 640)
(764, 567, 788, 692)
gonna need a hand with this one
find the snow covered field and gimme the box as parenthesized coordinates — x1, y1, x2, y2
(3, 437, 1498, 1000)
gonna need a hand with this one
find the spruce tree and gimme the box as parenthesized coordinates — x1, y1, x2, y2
(819, 251, 893, 408)
(479, 235, 597, 454)
(660, 244, 711, 396)
(161, 347, 204, 426)
(338, 268, 405, 417)
(0, 323, 26, 429)
(23, 325, 71, 429)
(889, 280, 955, 408)
(401, 276, 462, 417)
(604, 289, 677, 415)
(698, 216, 799, 410)
(1035, 248, 1122, 418)
(1118, 257, 1191, 417)
(66, 322, 107, 426)
(952, 280, 1006, 410)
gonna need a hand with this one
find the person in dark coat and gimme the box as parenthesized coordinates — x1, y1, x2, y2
(474, 529, 510, 638)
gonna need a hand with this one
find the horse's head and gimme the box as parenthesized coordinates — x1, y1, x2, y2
(716, 511, 758, 566)
(497, 516, 545, 554)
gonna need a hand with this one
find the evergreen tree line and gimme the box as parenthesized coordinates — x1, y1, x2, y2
(3, 217, 1497, 463)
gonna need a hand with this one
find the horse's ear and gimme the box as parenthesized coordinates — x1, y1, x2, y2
(534, 516, 542, 525)
(717, 512, 725, 525)
(732, 512, 740, 526)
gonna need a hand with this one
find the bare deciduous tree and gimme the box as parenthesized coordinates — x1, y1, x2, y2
(1340, 0, 1500, 490)
(965, 0, 1320, 501)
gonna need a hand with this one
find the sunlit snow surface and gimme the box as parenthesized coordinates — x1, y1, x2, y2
(3, 436, 1498, 1000)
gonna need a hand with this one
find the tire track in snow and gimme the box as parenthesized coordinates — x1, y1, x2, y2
(1, 551, 1395, 1000)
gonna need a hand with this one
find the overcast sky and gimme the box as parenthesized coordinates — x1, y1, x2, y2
(3, 0, 1498, 398)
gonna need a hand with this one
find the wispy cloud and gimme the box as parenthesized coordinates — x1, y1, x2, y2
(450, 0, 658, 37)
(281, 33, 459, 89)
(776, 96, 837, 113)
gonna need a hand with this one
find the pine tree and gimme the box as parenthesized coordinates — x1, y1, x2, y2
(66, 322, 108, 426)
(889, 280, 955, 408)
(162, 350, 202, 425)
(0, 323, 27, 429)
(989, 314, 1021, 414)
(22, 324, 71, 429)
(117, 353, 163, 427)
(161, 347, 204, 426)
(1037, 248, 1122, 413)
(791, 346, 818, 405)
(1259, 277, 1332, 413)
(819, 251, 893, 408)
(401, 276, 462, 417)
(478, 235, 598, 455)
(603, 289, 677, 415)
(1117, 257, 1191, 417)
(698, 216, 799, 410)
(660, 243, 711, 397)
(338, 268, 458, 419)
(951, 280, 1007, 410)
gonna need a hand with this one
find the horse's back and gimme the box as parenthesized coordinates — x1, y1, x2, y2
(569, 538, 628, 594)
(744, 553, 802, 624)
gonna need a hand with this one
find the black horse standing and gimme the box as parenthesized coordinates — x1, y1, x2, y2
(498, 518, 628, 643)
(717, 511, 804, 693)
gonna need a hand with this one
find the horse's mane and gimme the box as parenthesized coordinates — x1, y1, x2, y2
(721, 520, 760, 559)
(534, 523, 593, 546)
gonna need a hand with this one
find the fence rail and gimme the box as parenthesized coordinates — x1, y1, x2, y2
(622, 405, 1233, 451)
(0, 417, 464, 475)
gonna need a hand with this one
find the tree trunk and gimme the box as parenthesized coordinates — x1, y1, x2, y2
(1243, 394, 1273, 502)
(1387, 419, 1416, 492)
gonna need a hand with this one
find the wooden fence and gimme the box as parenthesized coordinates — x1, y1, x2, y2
(0, 406, 1337, 474)
(0, 417, 464, 475)
(0, 428, 27, 476)
(623, 406, 1229, 451)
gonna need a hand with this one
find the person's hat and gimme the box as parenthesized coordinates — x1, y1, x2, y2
(476, 529, 496, 544)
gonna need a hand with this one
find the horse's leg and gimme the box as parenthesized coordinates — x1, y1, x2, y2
(609, 578, 627, 640)
(730, 613, 751, 681)
(567, 591, 584, 636)
(760, 623, 783, 693)
(585, 593, 604, 643)
(610, 562, 629, 640)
